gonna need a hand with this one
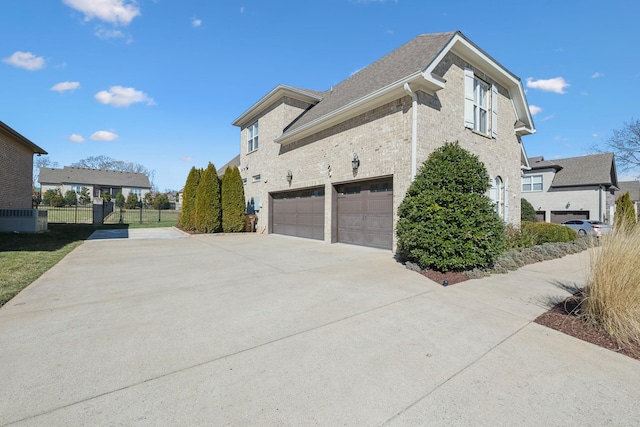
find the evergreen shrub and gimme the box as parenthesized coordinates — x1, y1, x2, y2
(221, 166, 246, 232)
(195, 163, 221, 233)
(396, 141, 505, 272)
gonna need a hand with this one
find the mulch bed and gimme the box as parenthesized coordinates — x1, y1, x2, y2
(420, 269, 470, 286)
(419, 270, 640, 361)
(534, 295, 640, 361)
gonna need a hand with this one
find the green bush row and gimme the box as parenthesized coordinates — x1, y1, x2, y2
(506, 221, 577, 249)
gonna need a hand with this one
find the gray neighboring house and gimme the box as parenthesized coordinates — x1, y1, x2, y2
(232, 31, 535, 250)
(0, 120, 48, 232)
(616, 180, 640, 219)
(39, 166, 152, 203)
(522, 153, 619, 224)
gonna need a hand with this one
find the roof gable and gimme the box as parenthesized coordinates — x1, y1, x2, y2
(0, 120, 47, 155)
(232, 31, 536, 146)
(39, 166, 151, 188)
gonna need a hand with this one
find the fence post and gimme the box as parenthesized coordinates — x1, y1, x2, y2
(139, 202, 143, 224)
(158, 207, 161, 222)
(75, 200, 78, 224)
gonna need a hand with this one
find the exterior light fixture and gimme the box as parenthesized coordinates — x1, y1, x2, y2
(286, 170, 293, 183)
(352, 153, 360, 171)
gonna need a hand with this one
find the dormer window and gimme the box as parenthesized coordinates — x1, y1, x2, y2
(247, 121, 259, 153)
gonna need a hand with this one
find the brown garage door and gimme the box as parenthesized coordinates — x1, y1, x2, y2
(550, 210, 589, 223)
(336, 179, 393, 250)
(271, 187, 324, 240)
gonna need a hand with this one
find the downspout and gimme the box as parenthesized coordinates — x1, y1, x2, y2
(598, 185, 603, 222)
(404, 83, 418, 181)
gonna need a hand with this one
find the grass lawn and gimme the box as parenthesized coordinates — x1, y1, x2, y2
(104, 208, 179, 226)
(0, 223, 154, 307)
(43, 206, 93, 224)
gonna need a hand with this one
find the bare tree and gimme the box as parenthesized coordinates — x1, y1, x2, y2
(33, 155, 59, 188)
(600, 119, 640, 174)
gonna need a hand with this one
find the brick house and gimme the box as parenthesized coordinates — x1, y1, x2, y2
(0, 120, 48, 232)
(522, 153, 619, 223)
(39, 167, 151, 204)
(232, 31, 535, 250)
(0, 120, 47, 208)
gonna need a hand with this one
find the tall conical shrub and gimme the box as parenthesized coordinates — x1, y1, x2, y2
(397, 141, 505, 271)
(222, 166, 246, 232)
(195, 163, 221, 233)
(180, 166, 201, 231)
(615, 191, 636, 232)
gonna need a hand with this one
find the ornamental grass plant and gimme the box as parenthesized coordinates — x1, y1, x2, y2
(584, 222, 640, 351)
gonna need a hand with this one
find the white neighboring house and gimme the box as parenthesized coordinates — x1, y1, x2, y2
(521, 154, 618, 224)
(39, 166, 151, 203)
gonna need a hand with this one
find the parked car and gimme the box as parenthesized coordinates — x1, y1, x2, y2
(561, 220, 612, 237)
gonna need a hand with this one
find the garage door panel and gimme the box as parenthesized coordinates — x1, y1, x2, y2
(271, 188, 325, 241)
(550, 210, 589, 223)
(337, 179, 393, 250)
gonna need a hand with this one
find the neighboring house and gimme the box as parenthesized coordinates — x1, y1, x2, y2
(522, 153, 618, 224)
(232, 31, 535, 250)
(0, 120, 48, 232)
(217, 154, 240, 177)
(39, 166, 151, 203)
(616, 180, 640, 219)
(0, 120, 47, 208)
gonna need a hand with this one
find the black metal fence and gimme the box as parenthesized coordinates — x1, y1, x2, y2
(38, 203, 180, 225)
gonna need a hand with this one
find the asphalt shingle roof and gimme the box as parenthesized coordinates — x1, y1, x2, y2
(528, 153, 617, 188)
(283, 32, 457, 135)
(617, 180, 640, 201)
(39, 166, 151, 188)
(217, 154, 241, 176)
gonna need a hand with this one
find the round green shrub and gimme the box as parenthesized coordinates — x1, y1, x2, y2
(521, 198, 537, 222)
(397, 141, 505, 272)
(522, 221, 577, 244)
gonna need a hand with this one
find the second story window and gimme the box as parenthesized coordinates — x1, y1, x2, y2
(248, 121, 259, 153)
(474, 78, 489, 134)
(522, 175, 543, 192)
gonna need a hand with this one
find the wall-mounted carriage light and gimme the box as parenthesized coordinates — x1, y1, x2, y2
(352, 153, 360, 171)
(286, 170, 293, 183)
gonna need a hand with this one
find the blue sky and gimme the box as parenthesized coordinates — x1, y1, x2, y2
(2, 0, 639, 191)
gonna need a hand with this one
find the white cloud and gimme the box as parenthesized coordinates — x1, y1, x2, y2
(529, 105, 542, 116)
(181, 156, 193, 162)
(592, 72, 604, 78)
(62, 0, 141, 26)
(592, 133, 599, 138)
(554, 136, 569, 142)
(95, 27, 125, 39)
(90, 130, 119, 141)
(95, 86, 155, 107)
(51, 81, 80, 93)
(3, 51, 45, 70)
(526, 77, 569, 94)
(68, 134, 85, 143)
(191, 18, 202, 27)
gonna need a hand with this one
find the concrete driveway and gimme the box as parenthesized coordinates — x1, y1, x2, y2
(1, 231, 638, 426)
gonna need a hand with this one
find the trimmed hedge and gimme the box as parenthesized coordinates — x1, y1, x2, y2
(521, 221, 577, 244)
